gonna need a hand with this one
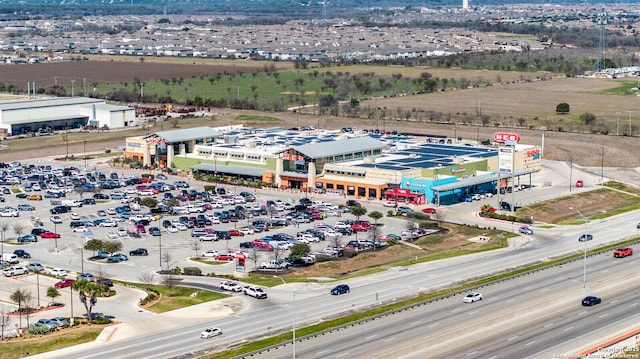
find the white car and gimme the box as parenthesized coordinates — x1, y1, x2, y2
(0, 209, 19, 217)
(240, 228, 255, 235)
(244, 286, 268, 299)
(72, 226, 88, 233)
(173, 222, 187, 231)
(383, 201, 397, 208)
(201, 250, 219, 258)
(463, 292, 483, 303)
(49, 268, 67, 277)
(100, 220, 117, 227)
(70, 212, 80, 220)
(200, 327, 222, 339)
(106, 208, 116, 215)
(116, 227, 128, 237)
(166, 226, 178, 233)
(50, 215, 63, 224)
(199, 234, 218, 242)
(220, 281, 243, 292)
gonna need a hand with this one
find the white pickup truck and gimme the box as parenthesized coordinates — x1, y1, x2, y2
(259, 260, 289, 270)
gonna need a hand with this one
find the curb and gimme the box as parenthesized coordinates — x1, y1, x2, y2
(571, 327, 640, 359)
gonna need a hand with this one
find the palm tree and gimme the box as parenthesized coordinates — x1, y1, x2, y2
(72, 280, 106, 324)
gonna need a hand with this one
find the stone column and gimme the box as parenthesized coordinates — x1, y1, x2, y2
(167, 144, 174, 168)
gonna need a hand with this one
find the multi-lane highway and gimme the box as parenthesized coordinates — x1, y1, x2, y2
(254, 248, 640, 358)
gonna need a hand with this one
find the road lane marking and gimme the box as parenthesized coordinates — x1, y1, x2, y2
(383, 337, 396, 342)
(317, 350, 329, 355)
(335, 353, 349, 358)
(506, 298, 515, 303)
(451, 308, 462, 313)
(365, 335, 378, 340)
(466, 351, 478, 356)
(526, 341, 536, 346)
(539, 288, 549, 292)
(599, 313, 608, 318)
(411, 320, 422, 325)
(564, 327, 573, 331)
(489, 296, 499, 301)
(544, 322, 554, 328)
(630, 302, 639, 307)
(428, 323, 439, 328)
(610, 299, 619, 304)
(508, 336, 518, 341)
(469, 310, 479, 315)
(578, 311, 588, 315)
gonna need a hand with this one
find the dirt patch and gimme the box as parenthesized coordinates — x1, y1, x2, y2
(288, 224, 504, 278)
(518, 185, 640, 225)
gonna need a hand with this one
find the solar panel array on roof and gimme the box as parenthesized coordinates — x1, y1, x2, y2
(349, 143, 497, 171)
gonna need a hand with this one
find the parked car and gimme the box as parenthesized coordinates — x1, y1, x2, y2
(383, 201, 397, 208)
(421, 207, 437, 214)
(3, 266, 28, 277)
(50, 215, 63, 224)
(49, 268, 68, 277)
(200, 327, 222, 339)
(129, 248, 148, 256)
(54, 278, 75, 288)
(576, 179, 584, 187)
(148, 227, 161, 236)
(26, 262, 44, 272)
(13, 249, 31, 258)
(34, 319, 58, 330)
(77, 273, 95, 282)
(396, 206, 413, 214)
(41, 231, 61, 239)
(330, 284, 350, 295)
(463, 292, 483, 303)
(50, 317, 69, 327)
(95, 278, 114, 287)
(581, 295, 601, 306)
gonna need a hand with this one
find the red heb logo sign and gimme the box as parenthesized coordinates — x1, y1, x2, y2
(493, 132, 520, 143)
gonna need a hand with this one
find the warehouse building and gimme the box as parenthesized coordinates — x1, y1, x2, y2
(0, 96, 135, 137)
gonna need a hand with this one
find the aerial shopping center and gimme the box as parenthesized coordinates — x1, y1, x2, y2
(123, 125, 541, 205)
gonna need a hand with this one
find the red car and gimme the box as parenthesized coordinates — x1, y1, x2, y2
(576, 179, 584, 187)
(228, 229, 244, 237)
(613, 247, 633, 258)
(55, 278, 75, 288)
(215, 254, 235, 261)
(351, 223, 368, 231)
(421, 208, 437, 214)
(140, 177, 152, 183)
(40, 231, 61, 239)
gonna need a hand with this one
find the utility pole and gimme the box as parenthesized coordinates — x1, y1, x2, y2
(628, 110, 633, 136)
(616, 112, 621, 137)
(71, 79, 75, 97)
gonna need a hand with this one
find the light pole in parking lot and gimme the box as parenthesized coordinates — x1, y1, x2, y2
(54, 222, 58, 252)
(274, 275, 296, 358)
(158, 231, 162, 268)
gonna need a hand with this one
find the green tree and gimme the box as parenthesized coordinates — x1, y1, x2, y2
(556, 102, 570, 114)
(579, 112, 596, 126)
(84, 239, 104, 255)
(140, 197, 158, 208)
(46, 287, 60, 305)
(368, 211, 383, 226)
(101, 240, 123, 254)
(72, 280, 106, 324)
(10, 289, 31, 329)
(289, 243, 311, 259)
(350, 205, 368, 220)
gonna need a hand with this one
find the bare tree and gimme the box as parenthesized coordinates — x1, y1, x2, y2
(137, 271, 156, 289)
(0, 308, 11, 339)
(271, 244, 285, 265)
(190, 240, 202, 259)
(434, 210, 447, 228)
(329, 233, 343, 248)
(368, 225, 381, 249)
(161, 251, 173, 271)
(94, 265, 110, 282)
(246, 246, 260, 271)
(404, 220, 417, 231)
(12, 223, 24, 239)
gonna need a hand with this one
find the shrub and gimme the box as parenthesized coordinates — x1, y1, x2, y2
(28, 326, 51, 335)
(407, 212, 430, 220)
(343, 249, 357, 258)
(91, 317, 113, 325)
(141, 173, 154, 180)
(387, 210, 394, 216)
(183, 267, 202, 276)
(314, 254, 333, 262)
(139, 292, 157, 305)
(204, 185, 216, 192)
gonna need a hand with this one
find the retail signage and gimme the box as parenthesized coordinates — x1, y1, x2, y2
(283, 153, 305, 161)
(147, 137, 167, 146)
(498, 146, 514, 174)
(493, 132, 520, 143)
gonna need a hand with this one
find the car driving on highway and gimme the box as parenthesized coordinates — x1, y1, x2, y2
(463, 292, 483, 303)
(200, 327, 222, 339)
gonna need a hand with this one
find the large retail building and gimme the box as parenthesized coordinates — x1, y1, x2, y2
(123, 125, 541, 203)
